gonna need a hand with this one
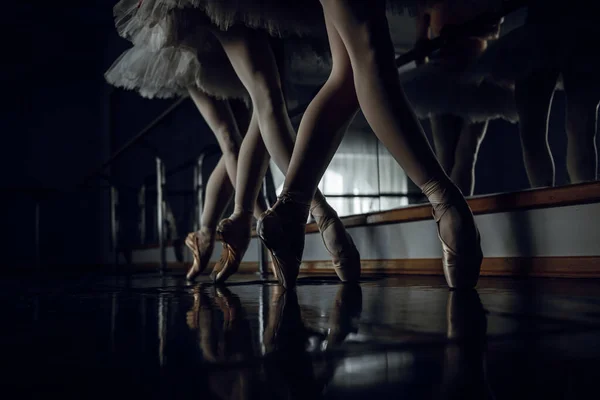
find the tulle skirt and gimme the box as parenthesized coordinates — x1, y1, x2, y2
(399, 60, 517, 123)
(119, 0, 419, 41)
(114, 0, 220, 50)
(187, 0, 327, 37)
(113, 0, 422, 54)
(105, 44, 248, 101)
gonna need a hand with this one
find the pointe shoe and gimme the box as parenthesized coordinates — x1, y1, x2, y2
(312, 202, 361, 282)
(210, 217, 251, 284)
(257, 194, 310, 289)
(421, 180, 483, 289)
(185, 230, 215, 281)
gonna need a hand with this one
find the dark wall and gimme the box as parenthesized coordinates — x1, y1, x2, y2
(4, 3, 218, 269)
(5, 3, 115, 269)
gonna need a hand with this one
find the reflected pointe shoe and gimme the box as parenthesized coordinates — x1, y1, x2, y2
(263, 285, 306, 354)
(257, 193, 310, 289)
(323, 283, 363, 350)
(185, 230, 215, 281)
(441, 290, 492, 399)
(421, 179, 483, 289)
(311, 200, 361, 282)
(446, 290, 487, 341)
(210, 215, 251, 284)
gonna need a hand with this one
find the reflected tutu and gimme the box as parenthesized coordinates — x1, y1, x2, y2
(399, 61, 517, 123)
(104, 43, 248, 101)
(465, 21, 600, 87)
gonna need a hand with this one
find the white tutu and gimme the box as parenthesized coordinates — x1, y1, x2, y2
(105, 44, 248, 101)
(114, 0, 420, 51)
(114, 0, 219, 50)
(187, 0, 327, 37)
(172, 1, 416, 37)
(400, 60, 517, 123)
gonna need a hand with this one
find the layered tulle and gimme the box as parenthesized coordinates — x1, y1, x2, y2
(105, 44, 248, 101)
(113, 0, 219, 50)
(115, 0, 180, 48)
(185, 0, 327, 37)
(399, 61, 517, 123)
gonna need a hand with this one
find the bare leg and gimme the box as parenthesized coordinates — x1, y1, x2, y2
(322, 0, 481, 288)
(186, 90, 267, 281)
(232, 114, 271, 217)
(451, 121, 489, 196)
(201, 159, 234, 232)
(259, 0, 480, 289)
(211, 26, 360, 285)
(189, 87, 267, 218)
(563, 69, 599, 183)
(283, 16, 360, 198)
(189, 87, 242, 187)
(186, 158, 233, 280)
(514, 69, 560, 188)
(430, 114, 465, 176)
(211, 113, 271, 283)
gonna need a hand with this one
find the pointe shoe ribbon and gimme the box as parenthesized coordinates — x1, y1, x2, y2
(211, 216, 251, 284)
(310, 200, 361, 282)
(421, 179, 483, 289)
(185, 231, 215, 281)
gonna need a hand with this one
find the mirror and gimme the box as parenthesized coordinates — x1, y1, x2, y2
(278, 5, 599, 218)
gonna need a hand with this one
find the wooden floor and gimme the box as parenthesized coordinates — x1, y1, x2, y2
(129, 255, 600, 279)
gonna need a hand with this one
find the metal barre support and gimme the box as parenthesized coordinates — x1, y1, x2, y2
(156, 157, 167, 274)
(110, 186, 119, 267)
(139, 185, 146, 245)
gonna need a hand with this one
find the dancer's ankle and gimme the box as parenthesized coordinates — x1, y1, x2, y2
(197, 226, 214, 237)
(310, 193, 337, 226)
(279, 188, 312, 206)
(420, 177, 461, 201)
(274, 191, 311, 222)
(230, 207, 254, 222)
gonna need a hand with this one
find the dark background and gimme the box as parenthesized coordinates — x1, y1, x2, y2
(4, 3, 574, 269)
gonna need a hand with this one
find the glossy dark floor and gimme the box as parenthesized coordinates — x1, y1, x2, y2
(3, 272, 600, 399)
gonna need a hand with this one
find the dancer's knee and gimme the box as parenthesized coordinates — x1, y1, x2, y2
(215, 125, 242, 156)
(252, 90, 286, 119)
(326, 64, 356, 97)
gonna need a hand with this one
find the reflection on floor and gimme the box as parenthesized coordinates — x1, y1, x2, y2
(2, 273, 600, 399)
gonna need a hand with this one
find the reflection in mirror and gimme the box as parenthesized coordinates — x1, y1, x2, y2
(282, 3, 598, 219)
